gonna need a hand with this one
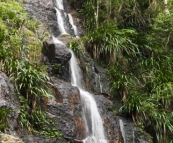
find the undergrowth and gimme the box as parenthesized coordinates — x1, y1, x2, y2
(0, 0, 60, 139)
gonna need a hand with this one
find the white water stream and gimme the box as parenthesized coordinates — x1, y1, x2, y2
(70, 50, 107, 143)
(55, 0, 64, 10)
(119, 119, 126, 143)
(55, 7, 67, 35)
(54, 0, 107, 142)
(68, 13, 79, 38)
(52, 36, 64, 45)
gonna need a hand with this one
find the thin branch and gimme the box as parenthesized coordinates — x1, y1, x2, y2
(165, 31, 172, 49)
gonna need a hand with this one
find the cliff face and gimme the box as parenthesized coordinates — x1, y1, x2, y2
(22, 0, 123, 142)
(23, 0, 59, 36)
(0, 0, 152, 143)
(0, 72, 20, 136)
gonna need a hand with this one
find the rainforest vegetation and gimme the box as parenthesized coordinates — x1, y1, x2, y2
(68, 0, 173, 142)
(0, 0, 61, 139)
(1, 0, 173, 142)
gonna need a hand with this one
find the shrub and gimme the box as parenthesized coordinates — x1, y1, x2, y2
(0, 107, 12, 132)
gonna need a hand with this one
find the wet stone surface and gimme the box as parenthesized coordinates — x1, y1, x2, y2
(42, 39, 71, 81)
(0, 72, 20, 136)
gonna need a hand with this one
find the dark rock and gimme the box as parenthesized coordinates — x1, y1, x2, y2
(63, 0, 86, 37)
(118, 118, 152, 143)
(94, 95, 122, 143)
(94, 94, 152, 143)
(43, 39, 71, 81)
(20, 131, 59, 143)
(23, 0, 60, 36)
(53, 43, 71, 64)
(135, 127, 153, 143)
(43, 39, 71, 63)
(47, 77, 86, 142)
(79, 51, 110, 96)
(23, 0, 76, 37)
(19, 77, 86, 143)
(0, 71, 20, 136)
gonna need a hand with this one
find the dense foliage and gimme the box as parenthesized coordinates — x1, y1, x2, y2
(68, 0, 173, 142)
(0, 0, 61, 139)
(0, 108, 12, 132)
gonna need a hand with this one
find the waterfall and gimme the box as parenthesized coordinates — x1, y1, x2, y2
(70, 50, 107, 143)
(119, 119, 126, 143)
(55, 7, 67, 35)
(54, 0, 106, 142)
(52, 36, 64, 45)
(68, 13, 79, 38)
(55, 0, 80, 36)
(55, 0, 64, 10)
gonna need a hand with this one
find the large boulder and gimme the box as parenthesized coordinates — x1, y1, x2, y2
(47, 77, 86, 142)
(0, 71, 20, 136)
(43, 39, 71, 81)
(43, 39, 71, 63)
(20, 77, 86, 143)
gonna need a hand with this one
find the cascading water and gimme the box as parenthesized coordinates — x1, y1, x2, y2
(54, 0, 106, 142)
(55, 0, 64, 10)
(52, 36, 64, 45)
(70, 50, 107, 143)
(55, 7, 67, 35)
(119, 119, 126, 143)
(68, 13, 79, 38)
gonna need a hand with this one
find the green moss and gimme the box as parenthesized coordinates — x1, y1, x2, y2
(23, 28, 35, 37)
(0, 0, 49, 63)
(0, 1, 25, 14)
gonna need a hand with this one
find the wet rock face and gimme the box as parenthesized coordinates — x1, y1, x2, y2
(118, 118, 152, 143)
(19, 129, 61, 143)
(0, 72, 20, 136)
(20, 77, 86, 143)
(54, 43, 71, 64)
(43, 39, 71, 63)
(79, 52, 110, 96)
(43, 39, 71, 81)
(23, 0, 77, 37)
(47, 77, 86, 142)
(94, 95, 122, 143)
(23, 0, 60, 36)
(94, 95, 152, 143)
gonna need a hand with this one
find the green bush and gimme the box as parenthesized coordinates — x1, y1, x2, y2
(0, 107, 12, 132)
(19, 96, 61, 139)
(14, 61, 52, 109)
(0, 0, 53, 137)
(68, 38, 85, 57)
(84, 22, 138, 64)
